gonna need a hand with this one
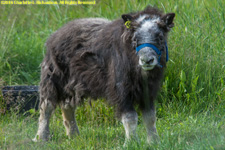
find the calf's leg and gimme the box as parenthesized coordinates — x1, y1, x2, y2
(60, 99, 79, 138)
(33, 99, 55, 141)
(142, 107, 159, 144)
(121, 111, 138, 145)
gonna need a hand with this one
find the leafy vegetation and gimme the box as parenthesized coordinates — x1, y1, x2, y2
(0, 0, 224, 149)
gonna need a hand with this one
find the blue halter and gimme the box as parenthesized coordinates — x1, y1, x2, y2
(136, 41, 169, 67)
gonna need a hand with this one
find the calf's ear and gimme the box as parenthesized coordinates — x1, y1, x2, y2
(161, 13, 175, 28)
(121, 14, 133, 22)
(122, 14, 134, 29)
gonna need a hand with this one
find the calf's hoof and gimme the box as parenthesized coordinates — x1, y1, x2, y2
(32, 134, 49, 142)
(147, 134, 160, 144)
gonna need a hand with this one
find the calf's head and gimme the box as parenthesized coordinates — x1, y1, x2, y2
(122, 8, 175, 70)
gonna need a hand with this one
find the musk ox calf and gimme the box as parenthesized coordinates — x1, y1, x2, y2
(33, 6, 175, 144)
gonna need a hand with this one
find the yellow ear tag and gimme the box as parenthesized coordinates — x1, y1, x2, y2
(125, 20, 131, 29)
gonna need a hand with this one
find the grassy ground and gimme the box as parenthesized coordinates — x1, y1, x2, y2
(0, 0, 225, 149)
(0, 102, 225, 149)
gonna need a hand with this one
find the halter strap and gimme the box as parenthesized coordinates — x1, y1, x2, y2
(135, 42, 169, 67)
(165, 41, 169, 62)
(136, 43, 161, 55)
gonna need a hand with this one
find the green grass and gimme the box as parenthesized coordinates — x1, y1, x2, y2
(0, 103, 225, 149)
(0, 0, 225, 149)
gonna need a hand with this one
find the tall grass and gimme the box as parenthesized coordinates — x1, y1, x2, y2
(0, 0, 224, 149)
(0, 105, 224, 149)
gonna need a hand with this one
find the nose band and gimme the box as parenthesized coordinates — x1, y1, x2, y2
(136, 42, 169, 67)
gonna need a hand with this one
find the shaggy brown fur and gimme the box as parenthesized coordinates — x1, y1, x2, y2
(40, 6, 173, 117)
(35, 6, 175, 143)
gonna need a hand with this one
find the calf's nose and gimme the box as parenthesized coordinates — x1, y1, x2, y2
(146, 57, 155, 64)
